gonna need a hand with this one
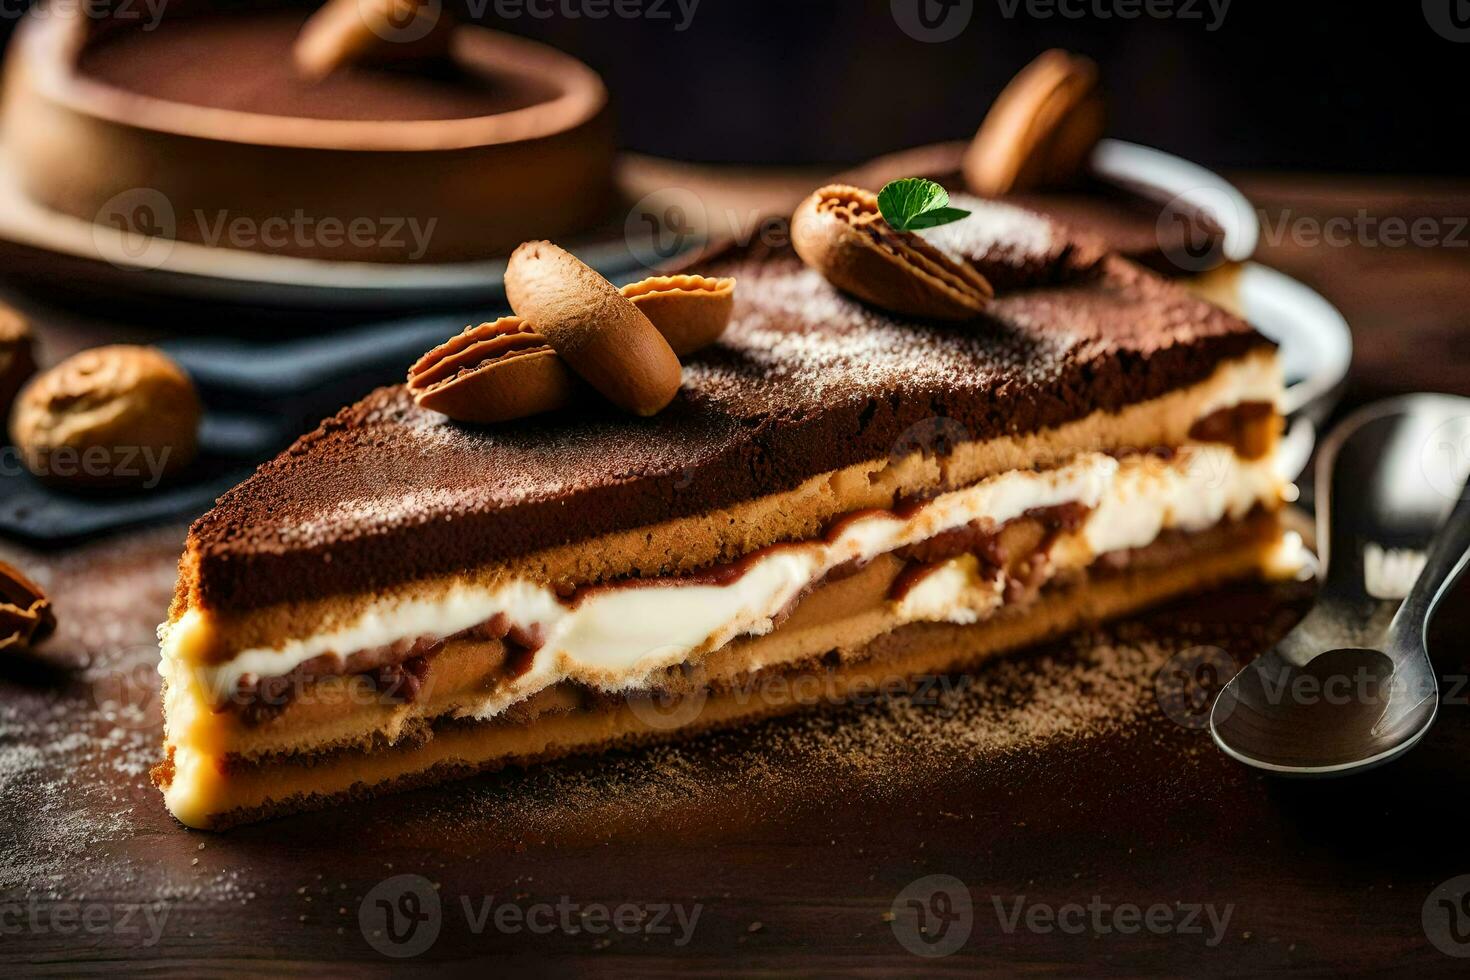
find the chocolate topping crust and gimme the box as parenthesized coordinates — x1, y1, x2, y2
(185, 234, 1270, 614)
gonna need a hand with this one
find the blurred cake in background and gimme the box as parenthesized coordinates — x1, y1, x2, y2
(0, 0, 614, 263)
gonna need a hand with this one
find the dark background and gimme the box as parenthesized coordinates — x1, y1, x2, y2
(497, 0, 1469, 172)
(3, 0, 1466, 173)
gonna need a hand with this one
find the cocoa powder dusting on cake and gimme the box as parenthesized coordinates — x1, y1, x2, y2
(916, 193, 1106, 291)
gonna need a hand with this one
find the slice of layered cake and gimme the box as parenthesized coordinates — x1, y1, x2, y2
(155, 194, 1286, 828)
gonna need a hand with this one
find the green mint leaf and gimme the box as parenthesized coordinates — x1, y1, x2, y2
(904, 206, 973, 231)
(877, 178, 946, 231)
(876, 178, 969, 232)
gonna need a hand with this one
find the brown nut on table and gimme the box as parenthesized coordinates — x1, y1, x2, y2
(620, 275, 736, 357)
(0, 560, 56, 653)
(791, 185, 993, 321)
(295, 0, 456, 81)
(506, 241, 683, 417)
(0, 304, 37, 423)
(962, 49, 1106, 196)
(408, 316, 582, 424)
(9, 345, 201, 489)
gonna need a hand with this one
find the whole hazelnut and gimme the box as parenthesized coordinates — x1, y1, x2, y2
(0, 305, 37, 428)
(9, 345, 201, 490)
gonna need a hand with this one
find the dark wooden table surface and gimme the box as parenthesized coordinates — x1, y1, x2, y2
(4, 168, 1470, 976)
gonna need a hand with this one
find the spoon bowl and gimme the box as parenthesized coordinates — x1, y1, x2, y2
(1211, 395, 1470, 774)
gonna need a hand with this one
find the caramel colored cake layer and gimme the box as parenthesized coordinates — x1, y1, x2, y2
(158, 201, 1288, 829)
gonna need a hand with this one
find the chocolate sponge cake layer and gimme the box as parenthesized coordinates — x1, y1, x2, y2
(184, 237, 1269, 615)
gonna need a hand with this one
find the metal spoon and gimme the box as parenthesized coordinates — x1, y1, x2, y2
(1211, 394, 1470, 774)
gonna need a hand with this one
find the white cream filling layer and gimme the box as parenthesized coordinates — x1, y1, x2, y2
(162, 445, 1281, 719)
(896, 554, 1004, 626)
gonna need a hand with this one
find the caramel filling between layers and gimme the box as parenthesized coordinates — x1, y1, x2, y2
(228, 511, 1280, 761)
(219, 499, 1098, 723)
(154, 512, 1283, 830)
